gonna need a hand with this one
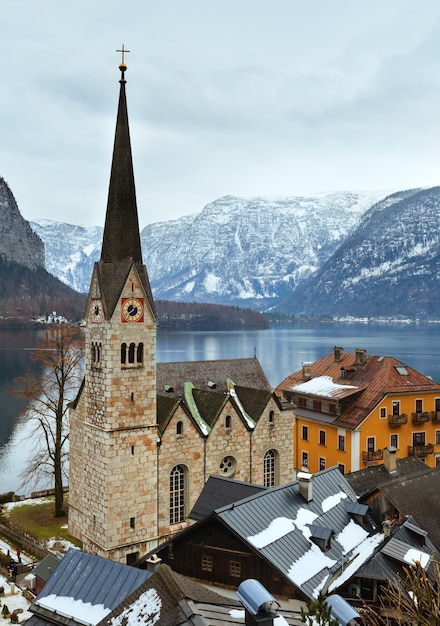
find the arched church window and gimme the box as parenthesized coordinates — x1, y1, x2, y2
(121, 343, 127, 364)
(97, 342, 102, 363)
(263, 449, 278, 487)
(170, 465, 186, 525)
(225, 414, 232, 429)
(176, 421, 183, 436)
(128, 342, 135, 364)
(137, 342, 144, 364)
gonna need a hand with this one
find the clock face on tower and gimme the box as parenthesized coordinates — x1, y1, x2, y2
(90, 299, 103, 323)
(121, 297, 144, 323)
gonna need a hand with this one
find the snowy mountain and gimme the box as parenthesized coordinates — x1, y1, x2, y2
(31, 191, 387, 308)
(287, 187, 440, 318)
(30, 220, 103, 293)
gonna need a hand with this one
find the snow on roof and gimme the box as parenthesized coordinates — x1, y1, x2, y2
(404, 548, 430, 569)
(288, 544, 337, 587)
(321, 492, 347, 513)
(328, 533, 384, 592)
(336, 519, 369, 555)
(290, 375, 358, 398)
(247, 509, 318, 549)
(109, 588, 161, 625)
(37, 594, 109, 624)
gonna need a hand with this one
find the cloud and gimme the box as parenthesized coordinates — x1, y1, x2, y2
(2, 1, 440, 227)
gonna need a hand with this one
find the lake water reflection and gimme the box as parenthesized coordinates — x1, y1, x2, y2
(2, 323, 440, 494)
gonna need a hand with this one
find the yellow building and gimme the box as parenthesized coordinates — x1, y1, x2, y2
(276, 347, 440, 474)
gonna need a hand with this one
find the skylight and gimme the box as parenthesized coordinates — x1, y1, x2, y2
(395, 366, 408, 375)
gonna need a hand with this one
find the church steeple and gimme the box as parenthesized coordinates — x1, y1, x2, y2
(100, 55, 142, 264)
(69, 53, 158, 563)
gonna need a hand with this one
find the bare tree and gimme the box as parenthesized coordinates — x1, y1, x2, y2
(362, 559, 440, 625)
(11, 324, 84, 517)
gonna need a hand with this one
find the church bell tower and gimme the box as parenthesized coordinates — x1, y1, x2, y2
(69, 55, 158, 564)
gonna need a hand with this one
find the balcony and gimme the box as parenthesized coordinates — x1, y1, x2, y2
(431, 411, 440, 423)
(388, 413, 408, 426)
(408, 444, 434, 456)
(362, 450, 384, 462)
(411, 412, 430, 425)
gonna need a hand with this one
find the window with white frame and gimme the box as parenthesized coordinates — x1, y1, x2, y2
(170, 465, 186, 525)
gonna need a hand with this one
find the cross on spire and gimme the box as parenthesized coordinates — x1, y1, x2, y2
(116, 44, 130, 66)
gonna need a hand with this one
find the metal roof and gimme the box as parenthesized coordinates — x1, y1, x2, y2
(381, 537, 431, 568)
(30, 548, 149, 623)
(344, 500, 368, 517)
(215, 466, 380, 600)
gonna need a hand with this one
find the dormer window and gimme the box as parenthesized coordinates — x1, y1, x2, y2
(309, 525, 333, 552)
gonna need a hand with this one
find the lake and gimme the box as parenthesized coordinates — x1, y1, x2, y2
(2, 322, 440, 494)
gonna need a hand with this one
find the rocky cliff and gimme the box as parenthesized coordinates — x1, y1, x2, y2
(0, 177, 45, 270)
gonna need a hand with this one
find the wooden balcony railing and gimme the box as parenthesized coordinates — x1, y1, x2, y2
(362, 450, 384, 462)
(388, 413, 408, 426)
(408, 444, 434, 456)
(431, 411, 440, 423)
(411, 412, 430, 424)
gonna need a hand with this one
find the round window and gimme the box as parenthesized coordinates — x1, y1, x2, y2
(219, 455, 237, 477)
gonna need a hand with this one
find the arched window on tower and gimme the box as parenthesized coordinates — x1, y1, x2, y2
(128, 342, 135, 364)
(263, 449, 279, 487)
(170, 465, 186, 525)
(176, 421, 183, 436)
(137, 342, 144, 364)
(121, 343, 127, 364)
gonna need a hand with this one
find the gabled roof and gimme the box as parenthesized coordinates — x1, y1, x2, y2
(189, 475, 268, 521)
(276, 349, 440, 430)
(215, 467, 382, 600)
(346, 456, 428, 497)
(375, 466, 440, 549)
(29, 548, 149, 625)
(157, 358, 271, 398)
(156, 358, 275, 438)
(97, 563, 239, 626)
(354, 516, 440, 585)
(33, 553, 62, 584)
(144, 467, 382, 601)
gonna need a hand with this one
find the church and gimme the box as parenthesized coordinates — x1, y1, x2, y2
(68, 57, 294, 564)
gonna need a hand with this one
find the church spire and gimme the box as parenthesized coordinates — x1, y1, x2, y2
(100, 51, 142, 264)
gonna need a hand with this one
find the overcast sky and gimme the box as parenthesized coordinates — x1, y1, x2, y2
(2, 1, 440, 228)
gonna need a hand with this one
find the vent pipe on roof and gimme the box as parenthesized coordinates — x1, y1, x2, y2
(302, 362, 312, 381)
(297, 471, 313, 502)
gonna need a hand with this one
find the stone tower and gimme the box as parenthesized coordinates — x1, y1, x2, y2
(69, 60, 158, 564)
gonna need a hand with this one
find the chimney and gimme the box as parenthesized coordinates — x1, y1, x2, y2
(145, 554, 162, 573)
(354, 348, 367, 369)
(383, 446, 397, 474)
(297, 471, 313, 502)
(237, 579, 280, 626)
(302, 362, 312, 381)
(382, 520, 392, 538)
(334, 346, 344, 362)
